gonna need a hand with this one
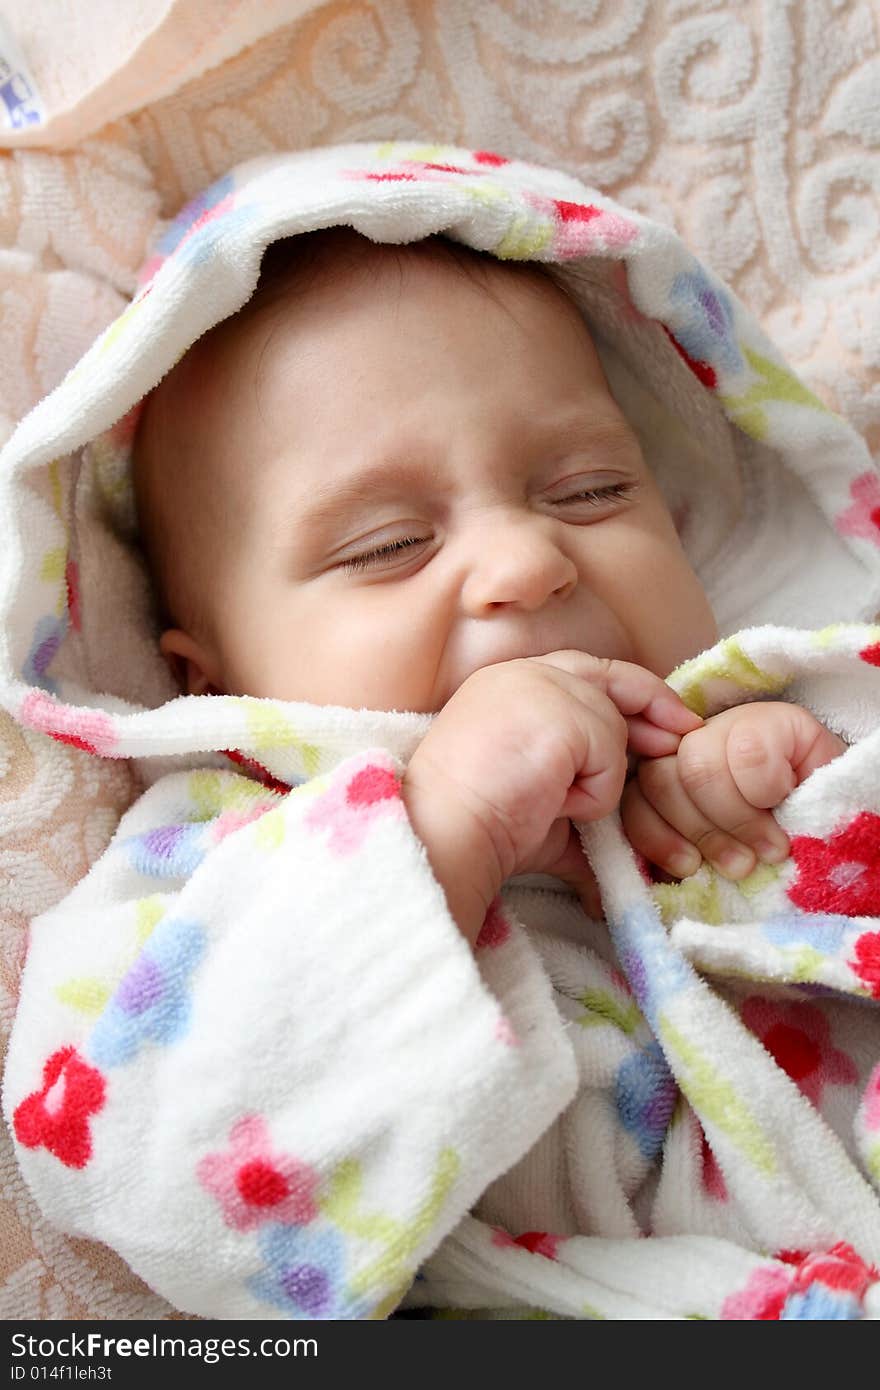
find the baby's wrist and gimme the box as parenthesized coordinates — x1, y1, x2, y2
(401, 768, 504, 948)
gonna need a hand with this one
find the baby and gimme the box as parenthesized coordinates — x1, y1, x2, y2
(133, 226, 846, 944)
(6, 146, 879, 1321)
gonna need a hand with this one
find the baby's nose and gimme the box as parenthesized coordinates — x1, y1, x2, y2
(460, 517, 578, 614)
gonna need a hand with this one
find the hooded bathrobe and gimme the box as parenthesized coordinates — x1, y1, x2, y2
(1, 142, 880, 1322)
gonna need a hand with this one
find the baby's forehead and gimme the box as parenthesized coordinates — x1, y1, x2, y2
(226, 226, 574, 364)
(216, 231, 571, 420)
(165, 233, 485, 415)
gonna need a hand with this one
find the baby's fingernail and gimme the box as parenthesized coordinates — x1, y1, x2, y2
(756, 838, 788, 864)
(669, 848, 702, 877)
(718, 847, 755, 878)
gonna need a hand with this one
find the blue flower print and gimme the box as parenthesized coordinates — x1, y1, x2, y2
(89, 916, 205, 1067)
(123, 822, 206, 879)
(781, 1284, 863, 1320)
(155, 176, 235, 258)
(247, 1223, 367, 1320)
(23, 613, 67, 694)
(611, 901, 693, 1030)
(170, 203, 264, 273)
(761, 912, 851, 954)
(669, 268, 743, 376)
(615, 1042, 678, 1160)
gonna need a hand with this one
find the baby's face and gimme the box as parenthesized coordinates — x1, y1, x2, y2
(155, 238, 718, 712)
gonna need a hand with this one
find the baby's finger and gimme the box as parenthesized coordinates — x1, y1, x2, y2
(538, 652, 702, 733)
(561, 700, 630, 822)
(606, 663, 703, 734)
(621, 777, 702, 879)
(637, 749, 789, 878)
(625, 715, 685, 759)
(674, 725, 790, 848)
(723, 716, 797, 809)
(726, 705, 847, 807)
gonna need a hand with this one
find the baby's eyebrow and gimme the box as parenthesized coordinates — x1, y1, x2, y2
(296, 455, 450, 529)
(291, 413, 638, 531)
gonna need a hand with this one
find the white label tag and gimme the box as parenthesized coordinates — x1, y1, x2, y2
(0, 19, 44, 131)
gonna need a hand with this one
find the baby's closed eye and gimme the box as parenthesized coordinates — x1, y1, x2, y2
(340, 535, 429, 573)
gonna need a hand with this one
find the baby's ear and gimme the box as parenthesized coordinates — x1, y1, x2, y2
(158, 629, 225, 696)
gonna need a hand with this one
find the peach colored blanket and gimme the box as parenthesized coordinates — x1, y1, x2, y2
(1, 0, 878, 1319)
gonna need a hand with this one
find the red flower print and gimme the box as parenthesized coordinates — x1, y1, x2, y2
(851, 931, 880, 998)
(860, 641, 880, 667)
(176, 194, 235, 252)
(20, 690, 117, 757)
(489, 1227, 561, 1259)
(862, 1063, 880, 1130)
(528, 192, 636, 257)
(728, 1245, 879, 1319)
(513, 1231, 562, 1260)
(787, 811, 880, 915)
(740, 998, 857, 1107)
(346, 764, 400, 809)
(553, 199, 602, 225)
(420, 162, 473, 175)
(13, 1047, 106, 1169)
(364, 171, 417, 182)
(721, 1264, 792, 1319)
(211, 799, 279, 846)
(699, 1125, 728, 1201)
(223, 748, 291, 795)
(491, 1226, 517, 1248)
(65, 559, 81, 632)
(476, 898, 511, 950)
(662, 325, 718, 389)
(304, 754, 403, 855)
(197, 1114, 319, 1233)
(788, 1243, 878, 1301)
(835, 470, 880, 547)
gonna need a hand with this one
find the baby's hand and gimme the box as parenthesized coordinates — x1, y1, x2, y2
(403, 652, 701, 945)
(621, 702, 848, 881)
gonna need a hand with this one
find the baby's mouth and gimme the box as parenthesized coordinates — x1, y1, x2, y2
(441, 634, 627, 708)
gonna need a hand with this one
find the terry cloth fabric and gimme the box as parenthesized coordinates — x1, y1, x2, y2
(1, 141, 880, 1321)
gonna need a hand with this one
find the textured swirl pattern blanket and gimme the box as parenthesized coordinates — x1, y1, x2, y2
(1, 1, 879, 1320)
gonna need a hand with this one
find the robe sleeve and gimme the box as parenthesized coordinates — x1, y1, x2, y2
(3, 747, 577, 1319)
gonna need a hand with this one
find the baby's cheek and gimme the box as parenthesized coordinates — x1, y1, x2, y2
(638, 546, 718, 675)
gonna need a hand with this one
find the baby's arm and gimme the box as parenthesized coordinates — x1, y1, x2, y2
(621, 701, 848, 880)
